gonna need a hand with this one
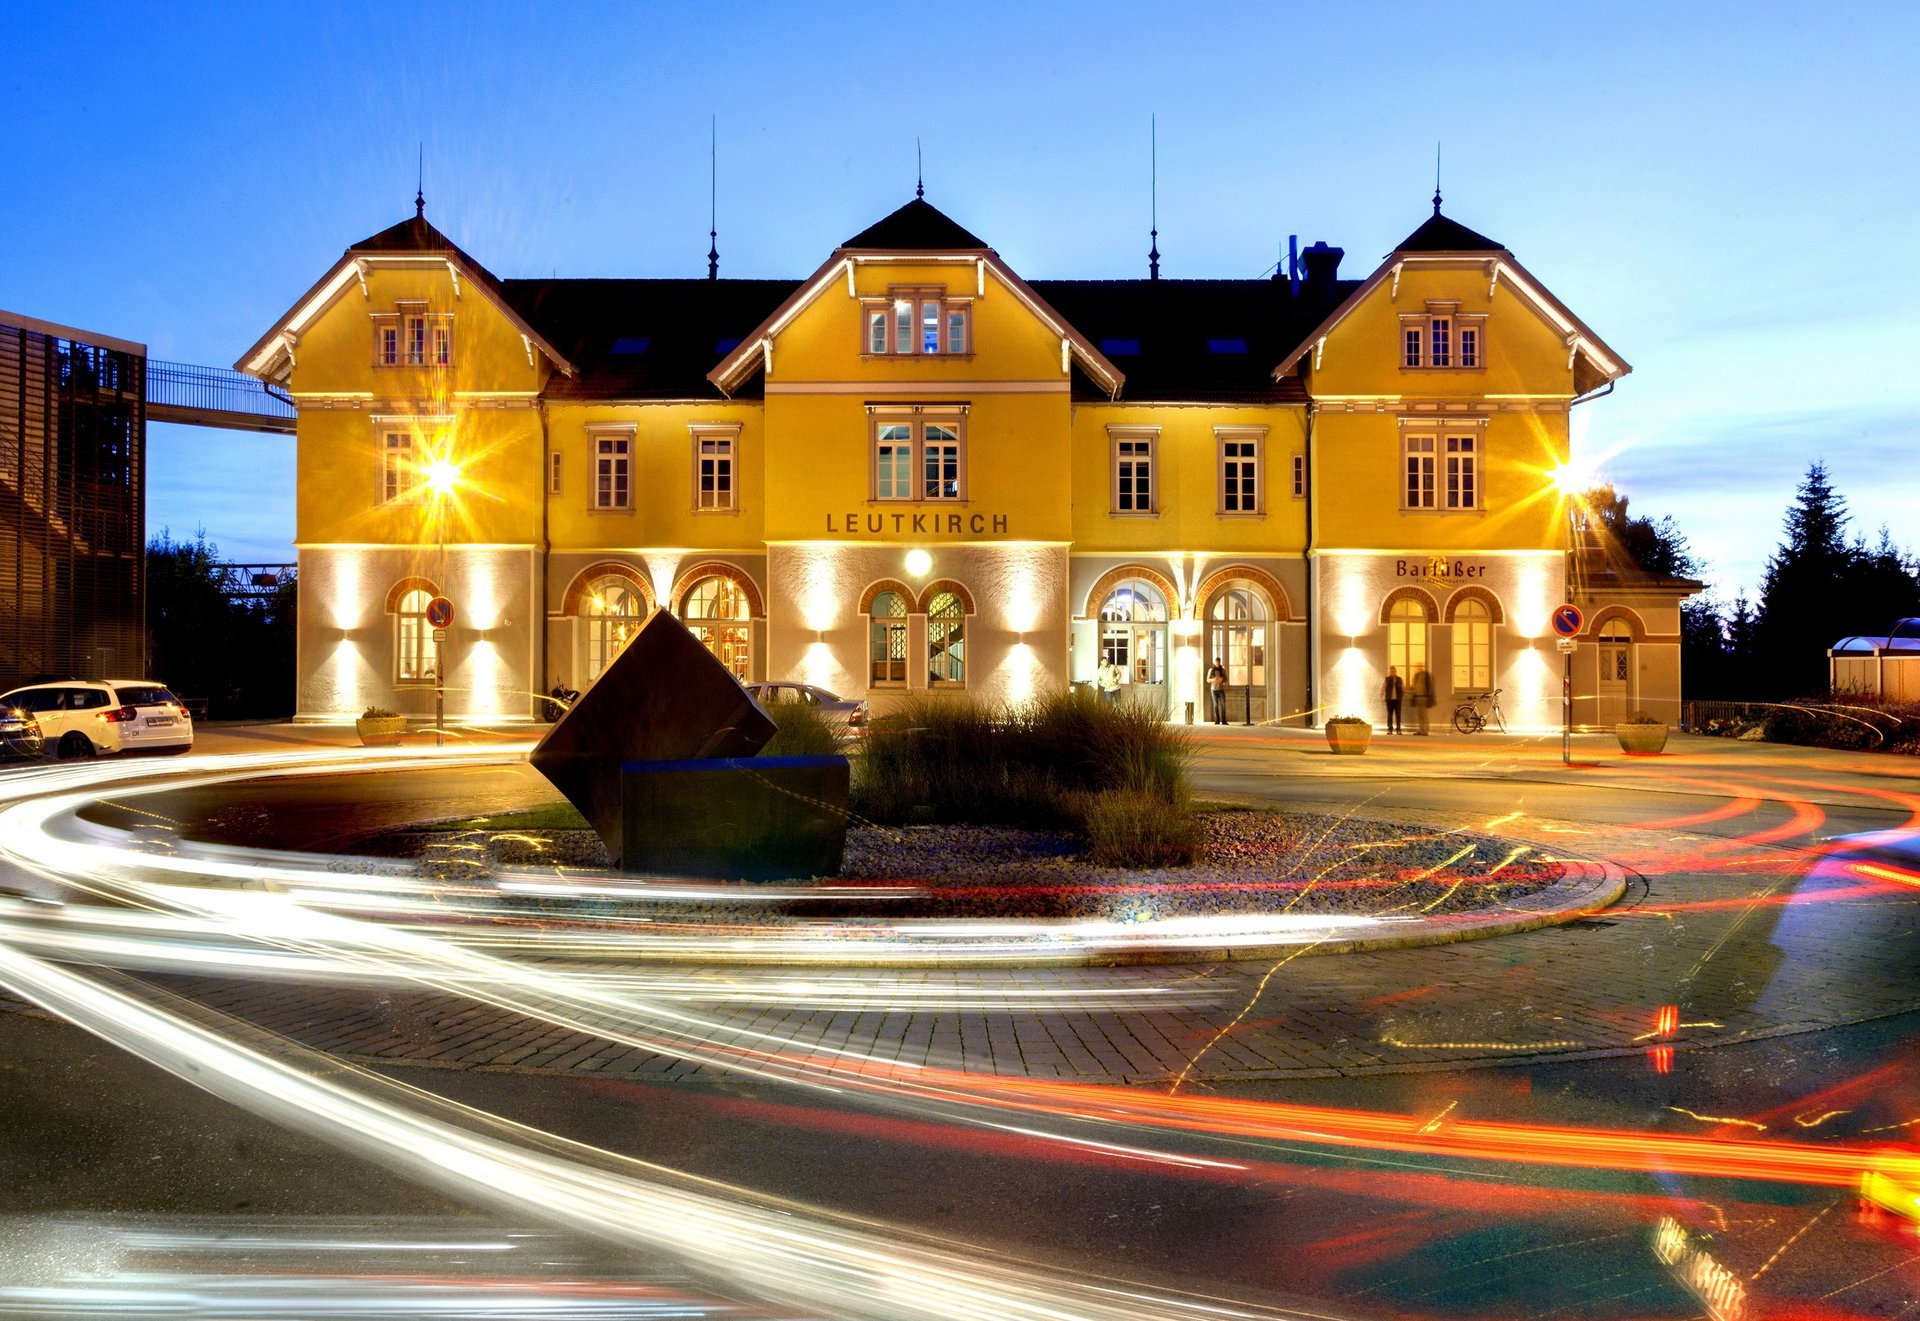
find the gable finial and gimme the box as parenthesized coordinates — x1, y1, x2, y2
(1148, 114, 1160, 281)
(707, 115, 719, 281)
(416, 143, 425, 218)
(916, 138, 924, 200)
(1432, 141, 1443, 215)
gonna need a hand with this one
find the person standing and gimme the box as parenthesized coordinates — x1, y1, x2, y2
(1382, 665, 1404, 734)
(1410, 664, 1433, 735)
(1097, 659, 1121, 704)
(1206, 657, 1228, 724)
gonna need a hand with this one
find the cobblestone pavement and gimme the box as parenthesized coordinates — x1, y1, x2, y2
(6, 732, 1918, 1088)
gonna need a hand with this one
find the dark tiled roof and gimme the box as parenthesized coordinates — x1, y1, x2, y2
(1394, 210, 1503, 254)
(842, 198, 990, 251)
(1032, 279, 1356, 402)
(502, 278, 799, 399)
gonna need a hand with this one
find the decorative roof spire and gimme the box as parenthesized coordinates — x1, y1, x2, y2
(1432, 141, 1443, 215)
(707, 115, 719, 281)
(416, 144, 425, 218)
(1148, 115, 1160, 281)
(916, 138, 924, 200)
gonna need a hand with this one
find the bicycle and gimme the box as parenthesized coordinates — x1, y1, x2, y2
(1452, 688, 1507, 734)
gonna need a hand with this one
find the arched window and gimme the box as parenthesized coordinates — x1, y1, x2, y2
(927, 591, 966, 685)
(868, 590, 908, 686)
(394, 588, 435, 683)
(679, 574, 752, 679)
(1451, 597, 1493, 692)
(1100, 579, 1168, 685)
(1388, 597, 1430, 677)
(583, 579, 646, 680)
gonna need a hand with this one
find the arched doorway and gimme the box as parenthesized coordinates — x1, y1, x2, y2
(1206, 583, 1271, 723)
(1598, 618, 1634, 724)
(580, 578, 647, 682)
(1099, 578, 1169, 715)
(679, 574, 753, 680)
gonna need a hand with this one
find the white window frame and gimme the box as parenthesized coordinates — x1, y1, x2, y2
(862, 287, 972, 357)
(869, 408, 967, 502)
(691, 424, 740, 512)
(926, 590, 968, 687)
(1445, 434, 1479, 510)
(866, 590, 909, 688)
(1387, 598, 1431, 676)
(590, 425, 635, 511)
(1403, 434, 1437, 510)
(1451, 598, 1494, 692)
(1215, 426, 1265, 516)
(373, 315, 400, 367)
(380, 429, 417, 504)
(1109, 426, 1158, 516)
(394, 588, 436, 684)
(1399, 303, 1484, 372)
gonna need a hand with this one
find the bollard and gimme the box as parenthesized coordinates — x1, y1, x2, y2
(1184, 700, 1194, 725)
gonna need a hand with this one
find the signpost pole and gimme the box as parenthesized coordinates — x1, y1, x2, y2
(1551, 603, 1584, 768)
(425, 596, 456, 750)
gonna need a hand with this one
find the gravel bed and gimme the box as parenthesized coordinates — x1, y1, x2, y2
(366, 810, 1562, 922)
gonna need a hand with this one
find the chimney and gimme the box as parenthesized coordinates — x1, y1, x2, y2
(1301, 241, 1343, 300)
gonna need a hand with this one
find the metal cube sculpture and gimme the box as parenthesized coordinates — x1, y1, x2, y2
(530, 608, 849, 879)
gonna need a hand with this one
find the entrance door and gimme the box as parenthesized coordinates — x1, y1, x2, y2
(1098, 578, 1169, 717)
(1207, 584, 1272, 723)
(1597, 620, 1633, 724)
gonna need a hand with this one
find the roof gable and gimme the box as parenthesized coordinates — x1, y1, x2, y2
(842, 197, 990, 250)
(235, 207, 573, 381)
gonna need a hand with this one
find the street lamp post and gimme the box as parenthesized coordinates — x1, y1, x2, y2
(425, 456, 461, 749)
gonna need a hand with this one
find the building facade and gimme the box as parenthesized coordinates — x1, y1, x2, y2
(1, 310, 147, 688)
(240, 195, 1692, 731)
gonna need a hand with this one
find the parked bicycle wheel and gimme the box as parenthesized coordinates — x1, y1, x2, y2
(1453, 705, 1485, 734)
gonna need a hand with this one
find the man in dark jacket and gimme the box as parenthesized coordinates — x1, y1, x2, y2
(1382, 666, 1404, 733)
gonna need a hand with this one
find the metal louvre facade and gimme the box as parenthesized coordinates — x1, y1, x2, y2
(0, 313, 146, 687)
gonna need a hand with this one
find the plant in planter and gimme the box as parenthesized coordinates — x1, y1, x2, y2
(355, 706, 408, 747)
(1615, 709, 1669, 755)
(1325, 716, 1373, 755)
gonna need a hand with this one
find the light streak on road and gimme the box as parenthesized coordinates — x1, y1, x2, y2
(3, 744, 1920, 1315)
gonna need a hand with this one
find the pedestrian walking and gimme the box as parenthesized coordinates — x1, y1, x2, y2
(1206, 657, 1228, 724)
(1382, 665, 1404, 733)
(1410, 664, 1433, 734)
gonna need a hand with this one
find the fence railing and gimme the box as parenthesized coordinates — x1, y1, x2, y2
(146, 360, 295, 432)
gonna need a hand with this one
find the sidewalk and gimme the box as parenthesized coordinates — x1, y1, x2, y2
(191, 721, 544, 756)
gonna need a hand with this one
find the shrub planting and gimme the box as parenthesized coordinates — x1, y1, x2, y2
(852, 690, 1196, 856)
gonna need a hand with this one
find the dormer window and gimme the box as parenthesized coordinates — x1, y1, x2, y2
(864, 288, 970, 356)
(1399, 303, 1483, 370)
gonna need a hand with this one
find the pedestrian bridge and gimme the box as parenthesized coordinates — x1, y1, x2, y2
(146, 360, 294, 434)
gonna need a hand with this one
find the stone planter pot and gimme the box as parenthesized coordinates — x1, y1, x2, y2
(1615, 723, 1669, 755)
(1325, 721, 1373, 755)
(355, 715, 408, 747)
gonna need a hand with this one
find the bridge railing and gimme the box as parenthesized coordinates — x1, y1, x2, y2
(147, 360, 295, 432)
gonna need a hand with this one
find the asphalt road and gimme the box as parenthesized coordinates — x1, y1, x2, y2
(1, 731, 1916, 1318)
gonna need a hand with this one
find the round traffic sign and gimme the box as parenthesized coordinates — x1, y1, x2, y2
(425, 596, 456, 629)
(1550, 603, 1584, 638)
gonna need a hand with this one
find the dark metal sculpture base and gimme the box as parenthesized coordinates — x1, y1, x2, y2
(620, 755, 850, 881)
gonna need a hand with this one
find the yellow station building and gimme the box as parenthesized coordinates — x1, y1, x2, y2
(239, 190, 1695, 730)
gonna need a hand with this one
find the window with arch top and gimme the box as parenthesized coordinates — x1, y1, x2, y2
(1100, 579, 1168, 685)
(582, 579, 647, 680)
(927, 591, 966, 686)
(1451, 597, 1493, 692)
(867, 590, 908, 686)
(1388, 597, 1431, 676)
(680, 574, 752, 679)
(394, 588, 436, 684)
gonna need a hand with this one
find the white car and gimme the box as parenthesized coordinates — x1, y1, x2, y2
(0, 679, 194, 759)
(743, 682, 868, 732)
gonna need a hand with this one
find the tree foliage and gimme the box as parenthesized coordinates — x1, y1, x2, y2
(1583, 484, 1703, 579)
(146, 528, 296, 719)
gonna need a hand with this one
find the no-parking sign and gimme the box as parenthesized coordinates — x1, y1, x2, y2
(1550, 603, 1584, 638)
(425, 596, 456, 629)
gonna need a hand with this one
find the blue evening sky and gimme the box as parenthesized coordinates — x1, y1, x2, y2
(5, 3, 1915, 604)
